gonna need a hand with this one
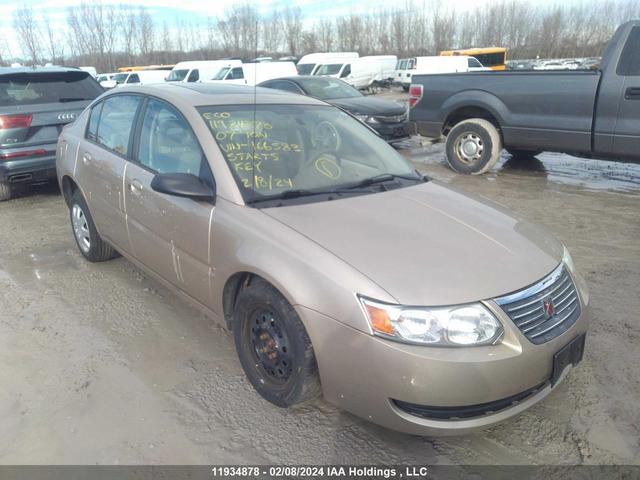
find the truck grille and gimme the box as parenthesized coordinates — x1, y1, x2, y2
(373, 113, 407, 124)
(495, 264, 581, 345)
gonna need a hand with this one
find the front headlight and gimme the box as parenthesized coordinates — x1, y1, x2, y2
(359, 297, 503, 346)
(562, 246, 575, 273)
(355, 114, 377, 124)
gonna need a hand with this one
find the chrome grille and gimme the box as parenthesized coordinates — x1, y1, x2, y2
(495, 264, 581, 344)
(373, 113, 407, 124)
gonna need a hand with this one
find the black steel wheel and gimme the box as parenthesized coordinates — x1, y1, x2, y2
(233, 278, 321, 407)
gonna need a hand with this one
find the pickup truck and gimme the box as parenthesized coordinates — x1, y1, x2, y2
(410, 20, 640, 174)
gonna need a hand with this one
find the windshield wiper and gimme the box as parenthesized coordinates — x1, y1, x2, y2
(58, 97, 91, 102)
(346, 172, 427, 189)
(248, 188, 372, 205)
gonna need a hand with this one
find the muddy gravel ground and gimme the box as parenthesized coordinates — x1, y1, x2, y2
(0, 139, 639, 466)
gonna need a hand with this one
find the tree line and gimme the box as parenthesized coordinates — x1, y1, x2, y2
(4, 0, 640, 72)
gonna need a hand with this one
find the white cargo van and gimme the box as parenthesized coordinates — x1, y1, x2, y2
(315, 55, 397, 90)
(108, 70, 168, 88)
(400, 56, 490, 89)
(296, 52, 359, 76)
(205, 62, 297, 86)
(166, 60, 241, 83)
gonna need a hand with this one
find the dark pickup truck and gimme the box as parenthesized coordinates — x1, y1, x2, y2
(410, 20, 640, 174)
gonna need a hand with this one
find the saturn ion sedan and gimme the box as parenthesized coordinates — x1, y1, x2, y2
(56, 83, 589, 435)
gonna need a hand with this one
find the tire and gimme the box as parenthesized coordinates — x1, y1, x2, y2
(445, 118, 502, 175)
(69, 190, 118, 262)
(233, 278, 321, 407)
(0, 181, 11, 202)
(506, 148, 542, 159)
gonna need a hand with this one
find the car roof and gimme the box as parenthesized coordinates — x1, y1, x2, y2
(111, 82, 329, 107)
(0, 66, 90, 76)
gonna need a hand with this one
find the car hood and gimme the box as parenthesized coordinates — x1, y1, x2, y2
(328, 96, 406, 116)
(262, 181, 563, 306)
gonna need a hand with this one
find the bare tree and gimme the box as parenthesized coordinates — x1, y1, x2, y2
(13, 6, 42, 65)
(282, 6, 303, 56)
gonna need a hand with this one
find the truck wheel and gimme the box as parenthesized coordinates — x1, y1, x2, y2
(506, 149, 542, 159)
(0, 181, 11, 202)
(446, 119, 502, 175)
(69, 190, 118, 262)
(233, 278, 321, 408)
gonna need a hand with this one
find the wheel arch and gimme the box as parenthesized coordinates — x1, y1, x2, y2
(61, 175, 79, 208)
(441, 91, 508, 136)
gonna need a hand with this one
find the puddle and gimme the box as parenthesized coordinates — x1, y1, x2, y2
(0, 248, 83, 286)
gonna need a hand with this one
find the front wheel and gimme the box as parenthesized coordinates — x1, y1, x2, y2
(445, 118, 502, 175)
(233, 279, 321, 407)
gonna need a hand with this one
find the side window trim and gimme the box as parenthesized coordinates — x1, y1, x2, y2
(84, 100, 104, 141)
(284, 81, 304, 94)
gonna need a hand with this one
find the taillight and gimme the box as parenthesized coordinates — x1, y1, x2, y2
(408, 84, 423, 108)
(0, 114, 33, 129)
(0, 149, 47, 160)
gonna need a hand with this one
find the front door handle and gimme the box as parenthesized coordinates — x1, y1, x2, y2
(625, 87, 640, 100)
(82, 152, 92, 164)
(129, 179, 143, 195)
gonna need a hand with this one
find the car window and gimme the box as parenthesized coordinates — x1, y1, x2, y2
(268, 81, 302, 94)
(299, 78, 361, 100)
(315, 64, 343, 76)
(166, 69, 188, 82)
(199, 104, 416, 201)
(187, 69, 199, 82)
(127, 74, 140, 84)
(468, 57, 483, 68)
(617, 26, 640, 76)
(340, 65, 351, 78)
(0, 71, 102, 107)
(95, 95, 141, 156)
(296, 64, 315, 75)
(86, 101, 103, 142)
(137, 98, 209, 179)
(230, 67, 244, 80)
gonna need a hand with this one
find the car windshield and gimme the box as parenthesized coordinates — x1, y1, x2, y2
(211, 68, 229, 80)
(0, 72, 103, 106)
(112, 73, 129, 84)
(199, 104, 419, 204)
(315, 64, 343, 76)
(166, 69, 188, 82)
(301, 78, 361, 100)
(296, 63, 315, 75)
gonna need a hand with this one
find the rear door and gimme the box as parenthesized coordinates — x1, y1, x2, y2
(0, 71, 102, 157)
(75, 94, 142, 252)
(612, 25, 640, 157)
(125, 97, 215, 306)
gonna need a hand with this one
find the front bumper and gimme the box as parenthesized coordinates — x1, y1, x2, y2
(369, 121, 412, 142)
(298, 276, 590, 436)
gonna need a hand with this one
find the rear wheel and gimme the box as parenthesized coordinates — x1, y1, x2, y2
(233, 278, 321, 407)
(70, 190, 118, 262)
(445, 118, 502, 175)
(506, 148, 542, 159)
(0, 181, 11, 202)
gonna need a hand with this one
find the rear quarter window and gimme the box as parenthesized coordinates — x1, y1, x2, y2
(0, 71, 102, 107)
(86, 102, 103, 142)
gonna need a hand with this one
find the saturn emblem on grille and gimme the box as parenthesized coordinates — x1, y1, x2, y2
(542, 298, 556, 319)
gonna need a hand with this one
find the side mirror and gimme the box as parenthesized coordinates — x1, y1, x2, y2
(100, 80, 117, 89)
(151, 173, 216, 202)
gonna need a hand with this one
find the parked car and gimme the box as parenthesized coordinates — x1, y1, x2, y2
(96, 72, 117, 83)
(258, 76, 410, 142)
(166, 60, 241, 83)
(296, 52, 359, 76)
(105, 70, 167, 88)
(57, 82, 589, 436)
(204, 62, 297, 86)
(410, 20, 640, 174)
(315, 55, 397, 90)
(0, 66, 103, 201)
(399, 56, 490, 91)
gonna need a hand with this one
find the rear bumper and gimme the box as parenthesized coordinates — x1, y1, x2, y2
(0, 154, 57, 184)
(414, 120, 443, 139)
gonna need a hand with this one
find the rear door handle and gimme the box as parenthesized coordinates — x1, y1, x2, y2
(82, 152, 92, 164)
(129, 179, 143, 195)
(625, 87, 640, 100)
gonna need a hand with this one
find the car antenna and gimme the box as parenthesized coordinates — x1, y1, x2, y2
(252, 19, 258, 198)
